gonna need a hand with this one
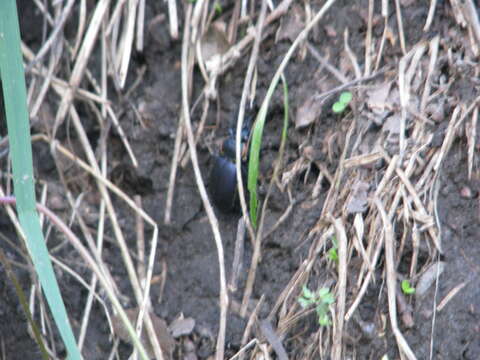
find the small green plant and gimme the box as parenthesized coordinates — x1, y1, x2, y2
(332, 91, 353, 114)
(401, 280, 415, 295)
(214, 2, 222, 14)
(327, 236, 338, 262)
(298, 285, 335, 326)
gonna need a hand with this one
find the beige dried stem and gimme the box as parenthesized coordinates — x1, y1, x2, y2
(394, 0, 406, 54)
(52, 0, 109, 137)
(364, 0, 374, 77)
(180, 5, 228, 360)
(330, 217, 347, 360)
(374, 0, 389, 71)
(375, 198, 417, 360)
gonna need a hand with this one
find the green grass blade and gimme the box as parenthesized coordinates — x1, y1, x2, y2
(247, 103, 268, 227)
(247, 74, 289, 227)
(0, 1, 81, 359)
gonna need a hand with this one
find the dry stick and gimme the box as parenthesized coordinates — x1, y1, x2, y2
(136, 0, 146, 51)
(66, 106, 165, 360)
(306, 43, 349, 84)
(135, 196, 146, 283)
(420, 36, 440, 114)
(167, 0, 179, 39)
(344, 29, 362, 79)
(241, 0, 339, 319)
(374, 0, 389, 71)
(26, 0, 76, 72)
(375, 198, 417, 360)
(52, 0, 110, 138)
(228, 0, 242, 44)
(217, 0, 294, 74)
(330, 217, 347, 360)
(180, 97, 210, 168)
(468, 107, 478, 179)
(164, 114, 184, 224)
(229, 339, 258, 360)
(238, 296, 265, 360)
(394, 0, 407, 55)
(236, 0, 269, 316)
(116, 0, 138, 88)
(72, 0, 87, 57)
(78, 142, 108, 351)
(460, 0, 480, 45)
(423, 0, 438, 31)
(101, 16, 108, 118)
(229, 218, 246, 292)
(180, 6, 228, 360)
(259, 320, 288, 360)
(364, 0, 374, 77)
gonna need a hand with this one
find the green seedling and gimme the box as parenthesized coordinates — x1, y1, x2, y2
(327, 236, 338, 262)
(332, 91, 353, 114)
(298, 285, 335, 326)
(214, 2, 222, 14)
(401, 280, 415, 295)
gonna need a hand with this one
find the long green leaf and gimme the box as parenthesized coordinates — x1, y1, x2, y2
(0, 1, 81, 359)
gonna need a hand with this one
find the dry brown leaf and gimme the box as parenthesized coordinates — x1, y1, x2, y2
(112, 308, 175, 359)
(295, 95, 323, 129)
(366, 82, 393, 112)
(415, 262, 445, 298)
(275, 4, 305, 43)
(169, 315, 196, 338)
(383, 113, 402, 135)
(346, 181, 369, 214)
(201, 21, 229, 66)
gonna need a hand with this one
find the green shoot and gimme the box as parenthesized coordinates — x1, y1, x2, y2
(332, 91, 353, 114)
(298, 285, 335, 326)
(401, 280, 415, 295)
(0, 1, 82, 359)
(248, 74, 289, 227)
(327, 236, 338, 262)
(214, 2, 222, 14)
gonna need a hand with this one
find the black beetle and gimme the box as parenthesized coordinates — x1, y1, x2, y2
(209, 122, 250, 213)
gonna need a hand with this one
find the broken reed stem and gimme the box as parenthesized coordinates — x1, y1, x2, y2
(180, 6, 228, 360)
(375, 198, 417, 360)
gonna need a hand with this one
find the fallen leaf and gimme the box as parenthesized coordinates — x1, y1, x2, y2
(383, 113, 402, 135)
(112, 308, 175, 359)
(169, 315, 196, 338)
(415, 262, 446, 298)
(366, 82, 393, 112)
(295, 95, 323, 129)
(275, 4, 304, 43)
(201, 21, 229, 70)
(346, 181, 369, 213)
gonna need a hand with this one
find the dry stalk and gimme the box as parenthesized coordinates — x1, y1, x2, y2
(364, 0, 374, 77)
(375, 198, 417, 360)
(394, 0, 407, 54)
(52, 0, 110, 137)
(180, 6, 228, 359)
(330, 217, 347, 360)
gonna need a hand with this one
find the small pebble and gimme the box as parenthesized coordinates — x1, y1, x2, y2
(460, 186, 475, 199)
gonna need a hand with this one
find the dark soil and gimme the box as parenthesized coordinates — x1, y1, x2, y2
(1, 1, 479, 359)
